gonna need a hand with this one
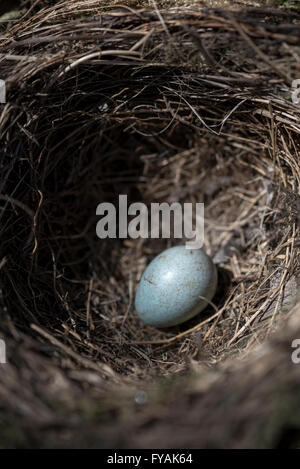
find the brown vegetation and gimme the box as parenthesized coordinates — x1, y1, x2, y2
(0, 0, 300, 448)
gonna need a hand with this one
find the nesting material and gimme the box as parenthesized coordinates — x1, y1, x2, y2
(0, 1, 300, 389)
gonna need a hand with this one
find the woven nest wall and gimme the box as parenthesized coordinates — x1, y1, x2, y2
(1, 1, 300, 448)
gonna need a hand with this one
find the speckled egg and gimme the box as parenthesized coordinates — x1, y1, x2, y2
(135, 245, 217, 328)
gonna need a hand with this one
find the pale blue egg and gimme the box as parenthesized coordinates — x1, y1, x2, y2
(135, 245, 217, 328)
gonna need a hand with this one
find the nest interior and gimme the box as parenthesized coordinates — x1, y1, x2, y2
(1, 0, 300, 448)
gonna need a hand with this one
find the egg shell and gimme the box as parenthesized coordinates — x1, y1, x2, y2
(135, 245, 217, 328)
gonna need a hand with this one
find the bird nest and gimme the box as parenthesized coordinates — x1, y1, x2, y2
(0, 0, 300, 448)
